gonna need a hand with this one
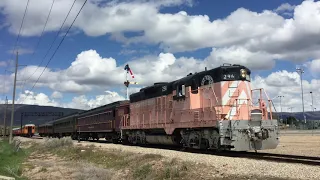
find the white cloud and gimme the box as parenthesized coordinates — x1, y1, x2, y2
(2, 0, 320, 67)
(15, 90, 60, 107)
(13, 48, 317, 99)
(264, 70, 300, 88)
(48, 80, 92, 93)
(64, 90, 125, 110)
(0, 90, 125, 110)
(251, 71, 320, 112)
(2, 0, 320, 113)
(205, 46, 276, 70)
(306, 59, 320, 77)
(2, 68, 320, 113)
(51, 91, 63, 99)
(1, 0, 320, 65)
(16, 49, 206, 93)
(0, 74, 12, 95)
(0, 0, 192, 36)
(274, 3, 296, 14)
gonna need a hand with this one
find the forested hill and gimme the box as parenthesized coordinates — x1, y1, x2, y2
(273, 111, 320, 120)
(0, 104, 84, 126)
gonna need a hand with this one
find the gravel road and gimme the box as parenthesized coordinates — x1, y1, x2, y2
(18, 135, 320, 180)
(260, 135, 320, 157)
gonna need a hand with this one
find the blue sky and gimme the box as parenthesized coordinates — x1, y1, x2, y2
(0, 0, 319, 111)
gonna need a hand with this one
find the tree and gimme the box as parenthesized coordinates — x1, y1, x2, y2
(286, 116, 298, 126)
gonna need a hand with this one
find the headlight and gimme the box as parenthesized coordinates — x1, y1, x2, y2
(240, 69, 246, 78)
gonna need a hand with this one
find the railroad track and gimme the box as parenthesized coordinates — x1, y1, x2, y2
(28, 137, 320, 166)
(161, 146, 320, 166)
(90, 139, 320, 166)
(156, 145, 320, 166)
(205, 151, 320, 166)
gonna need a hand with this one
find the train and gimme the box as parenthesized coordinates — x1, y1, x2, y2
(12, 124, 36, 137)
(35, 64, 280, 151)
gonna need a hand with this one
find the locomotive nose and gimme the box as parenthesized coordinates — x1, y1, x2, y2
(246, 126, 269, 141)
(248, 109, 271, 141)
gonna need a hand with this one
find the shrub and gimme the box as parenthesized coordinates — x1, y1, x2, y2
(41, 137, 73, 150)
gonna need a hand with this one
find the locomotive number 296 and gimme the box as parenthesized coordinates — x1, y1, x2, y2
(223, 73, 236, 80)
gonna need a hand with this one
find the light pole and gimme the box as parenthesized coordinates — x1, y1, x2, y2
(296, 66, 306, 124)
(288, 107, 293, 127)
(278, 95, 284, 124)
(310, 91, 315, 134)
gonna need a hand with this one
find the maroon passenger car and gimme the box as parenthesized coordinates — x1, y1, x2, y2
(76, 100, 129, 142)
(38, 123, 53, 137)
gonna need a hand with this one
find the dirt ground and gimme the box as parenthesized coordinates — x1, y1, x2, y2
(260, 135, 320, 157)
(22, 152, 116, 180)
(17, 134, 320, 180)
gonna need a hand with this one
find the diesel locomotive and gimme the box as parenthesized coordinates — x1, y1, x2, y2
(36, 64, 279, 151)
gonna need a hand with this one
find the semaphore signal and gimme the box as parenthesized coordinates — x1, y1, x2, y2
(124, 64, 138, 100)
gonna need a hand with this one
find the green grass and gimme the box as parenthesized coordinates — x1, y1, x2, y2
(55, 146, 189, 180)
(34, 138, 191, 180)
(0, 139, 30, 180)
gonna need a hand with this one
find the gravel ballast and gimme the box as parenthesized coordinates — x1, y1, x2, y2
(18, 134, 320, 179)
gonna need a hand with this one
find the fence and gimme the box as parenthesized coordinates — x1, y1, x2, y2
(278, 119, 320, 130)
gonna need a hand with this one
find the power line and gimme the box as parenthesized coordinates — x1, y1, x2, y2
(20, 0, 88, 104)
(19, 0, 56, 94)
(1, 70, 7, 100)
(3, 0, 30, 144)
(20, 0, 75, 95)
(11, 0, 30, 55)
(1, 0, 30, 101)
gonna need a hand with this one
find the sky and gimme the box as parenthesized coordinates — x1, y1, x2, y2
(0, 0, 319, 112)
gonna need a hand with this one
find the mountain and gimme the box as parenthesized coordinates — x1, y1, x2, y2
(273, 111, 320, 121)
(0, 104, 84, 127)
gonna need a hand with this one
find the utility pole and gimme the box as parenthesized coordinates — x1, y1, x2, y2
(310, 92, 314, 112)
(296, 66, 306, 124)
(288, 107, 294, 127)
(9, 51, 18, 144)
(310, 91, 314, 135)
(3, 96, 8, 137)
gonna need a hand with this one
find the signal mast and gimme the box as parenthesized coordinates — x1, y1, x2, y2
(124, 64, 138, 100)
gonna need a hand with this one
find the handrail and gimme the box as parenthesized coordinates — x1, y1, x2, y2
(210, 84, 221, 117)
(210, 84, 219, 105)
(251, 88, 274, 120)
